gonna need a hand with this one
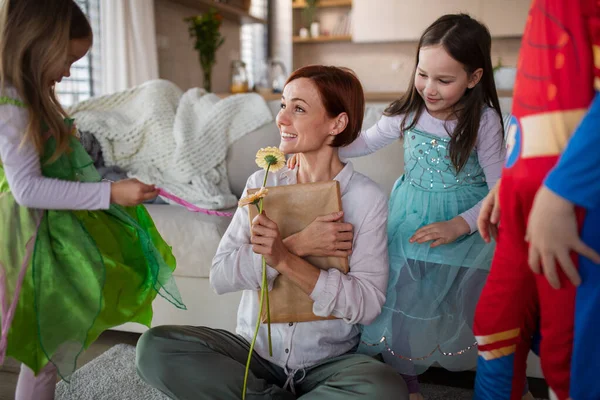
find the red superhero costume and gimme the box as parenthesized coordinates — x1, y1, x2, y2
(472, 1, 599, 399)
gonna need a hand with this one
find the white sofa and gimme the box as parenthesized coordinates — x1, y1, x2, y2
(115, 101, 401, 334)
(114, 100, 543, 379)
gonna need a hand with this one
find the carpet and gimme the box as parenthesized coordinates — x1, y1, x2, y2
(55, 344, 168, 400)
(55, 344, 477, 399)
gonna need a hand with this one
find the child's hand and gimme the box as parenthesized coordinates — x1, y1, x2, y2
(110, 179, 159, 206)
(283, 211, 353, 257)
(410, 216, 470, 248)
(287, 154, 300, 169)
(526, 186, 600, 289)
(478, 180, 501, 243)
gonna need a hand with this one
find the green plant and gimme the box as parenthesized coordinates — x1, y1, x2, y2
(302, 0, 318, 28)
(185, 8, 225, 92)
(493, 57, 503, 74)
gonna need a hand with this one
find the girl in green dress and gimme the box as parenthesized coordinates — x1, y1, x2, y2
(0, 1, 184, 398)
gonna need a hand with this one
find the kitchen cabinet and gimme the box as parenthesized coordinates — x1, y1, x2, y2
(351, 0, 529, 43)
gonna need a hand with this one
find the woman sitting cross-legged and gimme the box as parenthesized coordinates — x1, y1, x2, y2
(135, 65, 408, 400)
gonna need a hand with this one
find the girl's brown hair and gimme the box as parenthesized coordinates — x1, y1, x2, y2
(285, 65, 365, 147)
(386, 14, 503, 172)
(0, 0, 92, 161)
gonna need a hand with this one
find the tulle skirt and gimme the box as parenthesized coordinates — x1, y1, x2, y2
(0, 191, 185, 379)
(358, 176, 495, 374)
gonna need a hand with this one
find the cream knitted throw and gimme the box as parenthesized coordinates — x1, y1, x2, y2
(68, 79, 273, 209)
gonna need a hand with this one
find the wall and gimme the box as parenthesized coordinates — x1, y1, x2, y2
(153, 0, 523, 95)
(154, 0, 242, 92)
(293, 37, 522, 93)
(271, 0, 293, 76)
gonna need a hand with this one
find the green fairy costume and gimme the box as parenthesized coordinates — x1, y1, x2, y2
(0, 97, 185, 379)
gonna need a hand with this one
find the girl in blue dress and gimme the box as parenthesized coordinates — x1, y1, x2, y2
(343, 14, 505, 398)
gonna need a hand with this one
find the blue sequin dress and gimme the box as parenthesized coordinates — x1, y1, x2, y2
(358, 126, 495, 375)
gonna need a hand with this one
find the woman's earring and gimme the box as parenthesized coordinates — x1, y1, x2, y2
(330, 131, 335, 135)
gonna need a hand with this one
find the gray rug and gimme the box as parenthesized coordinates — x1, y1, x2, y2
(55, 344, 475, 399)
(55, 344, 168, 400)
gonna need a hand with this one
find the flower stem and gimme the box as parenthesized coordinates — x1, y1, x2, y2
(242, 271, 266, 400)
(262, 256, 272, 355)
(242, 165, 274, 399)
(261, 164, 270, 193)
(259, 165, 273, 356)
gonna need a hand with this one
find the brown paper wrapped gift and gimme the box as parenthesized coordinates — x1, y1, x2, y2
(247, 180, 349, 323)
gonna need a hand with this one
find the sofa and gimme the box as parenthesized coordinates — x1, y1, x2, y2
(113, 99, 543, 379)
(114, 101, 401, 334)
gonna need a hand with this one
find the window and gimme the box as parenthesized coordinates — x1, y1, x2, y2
(55, 0, 101, 107)
(240, 0, 268, 89)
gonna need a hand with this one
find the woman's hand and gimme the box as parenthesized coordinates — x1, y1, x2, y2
(410, 216, 471, 248)
(478, 180, 501, 243)
(286, 154, 300, 169)
(526, 186, 600, 289)
(284, 211, 353, 257)
(110, 179, 159, 206)
(251, 212, 291, 269)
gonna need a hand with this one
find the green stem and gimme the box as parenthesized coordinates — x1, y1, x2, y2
(242, 164, 273, 399)
(262, 256, 272, 355)
(242, 269, 266, 400)
(202, 66, 212, 92)
(261, 164, 270, 194)
(259, 165, 272, 356)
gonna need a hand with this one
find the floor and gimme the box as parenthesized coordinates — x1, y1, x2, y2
(419, 367, 549, 399)
(0, 330, 549, 399)
(0, 330, 140, 400)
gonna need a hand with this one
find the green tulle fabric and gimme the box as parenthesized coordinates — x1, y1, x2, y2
(0, 108, 185, 379)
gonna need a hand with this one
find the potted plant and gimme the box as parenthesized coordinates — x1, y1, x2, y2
(185, 8, 225, 93)
(302, 0, 319, 37)
(493, 57, 516, 90)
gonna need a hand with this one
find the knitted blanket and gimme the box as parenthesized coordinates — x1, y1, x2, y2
(68, 79, 273, 209)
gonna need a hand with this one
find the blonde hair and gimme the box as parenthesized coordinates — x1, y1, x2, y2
(0, 0, 92, 162)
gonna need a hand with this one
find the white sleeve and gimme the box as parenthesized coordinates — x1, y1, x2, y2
(210, 172, 279, 295)
(0, 103, 111, 210)
(458, 108, 506, 233)
(310, 191, 389, 325)
(339, 114, 404, 158)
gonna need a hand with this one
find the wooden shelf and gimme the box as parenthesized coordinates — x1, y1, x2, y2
(216, 92, 282, 101)
(293, 35, 352, 43)
(292, 0, 352, 8)
(364, 90, 514, 102)
(170, 0, 266, 24)
(216, 90, 514, 102)
(364, 92, 402, 102)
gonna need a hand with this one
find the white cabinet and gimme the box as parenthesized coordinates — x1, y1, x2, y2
(351, 0, 529, 43)
(479, 0, 530, 37)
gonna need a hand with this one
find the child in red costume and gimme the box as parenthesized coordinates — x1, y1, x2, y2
(473, 0, 600, 399)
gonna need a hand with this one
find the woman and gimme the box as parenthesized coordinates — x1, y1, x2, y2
(136, 65, 408, 399)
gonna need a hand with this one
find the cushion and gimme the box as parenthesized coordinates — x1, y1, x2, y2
(145, 204, 233, 279)
(226, 101, 281, 199)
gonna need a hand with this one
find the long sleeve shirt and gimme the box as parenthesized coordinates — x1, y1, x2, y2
(339, 107, 506, 233)
(545, 91, 600, 208)
(0, 86, 110, 210)
(210, 162, 390, 371)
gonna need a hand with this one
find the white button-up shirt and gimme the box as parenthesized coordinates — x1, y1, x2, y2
(210, 162, 389, 371)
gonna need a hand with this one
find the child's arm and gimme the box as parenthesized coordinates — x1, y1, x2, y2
(339, 114, 403, 158)
(0, 104, 112, 210)
(458, 108, 506, 233)
(526, 92, 600, 289)
(544, 91, 600, 207)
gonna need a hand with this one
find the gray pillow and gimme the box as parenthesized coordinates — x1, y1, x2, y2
(226, 120, 280, 199)
(226, 101, 281, 199)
